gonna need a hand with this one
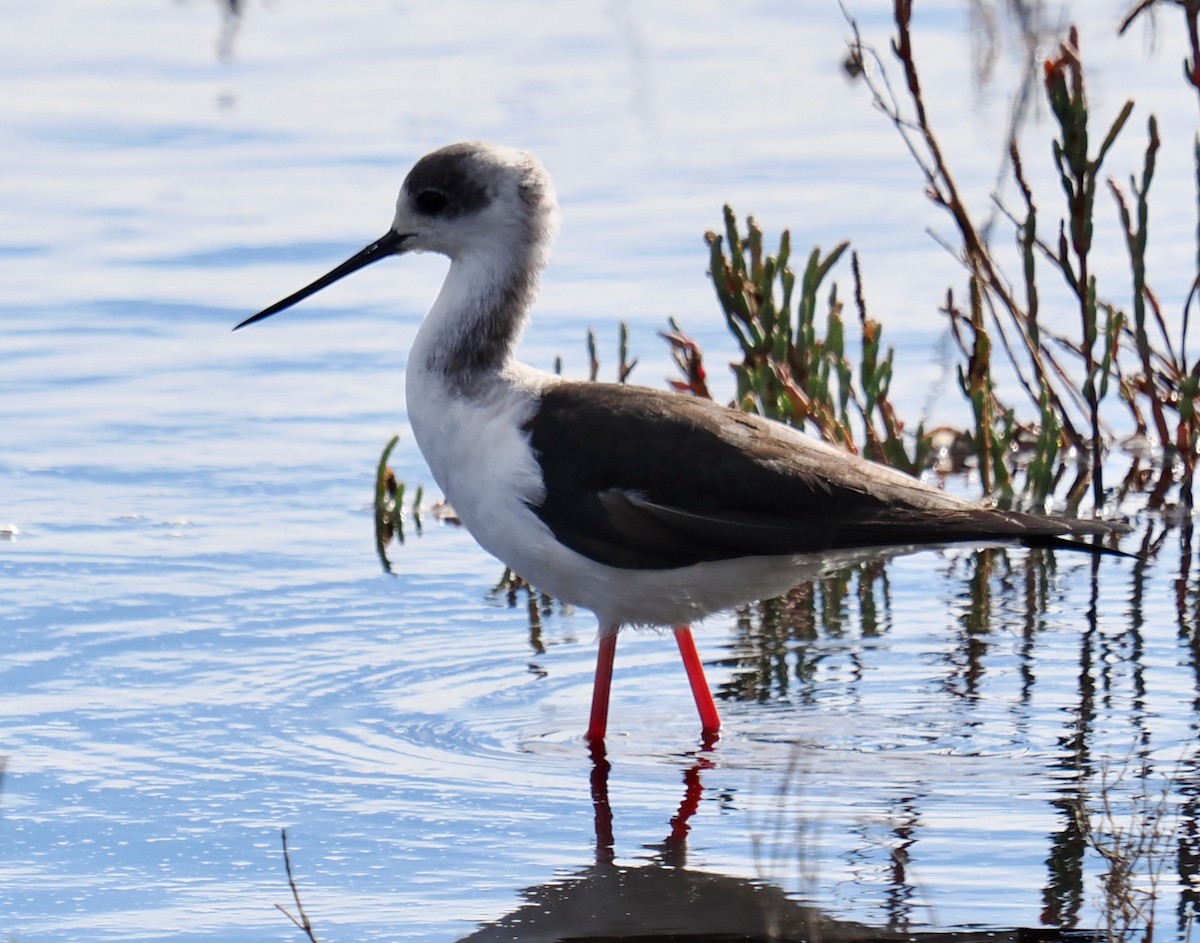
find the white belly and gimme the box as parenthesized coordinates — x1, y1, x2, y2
(405, 364, 872, 630)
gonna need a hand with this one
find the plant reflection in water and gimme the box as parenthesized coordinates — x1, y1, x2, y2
(481, 520, 1198, 937)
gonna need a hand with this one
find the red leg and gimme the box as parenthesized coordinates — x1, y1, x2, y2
(587, 632, 618, 742)
(674, 626, 721, 735)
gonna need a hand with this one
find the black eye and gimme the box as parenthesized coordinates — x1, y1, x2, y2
(415, 189, 448, 215)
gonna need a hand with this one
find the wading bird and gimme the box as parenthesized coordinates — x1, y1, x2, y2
(238, 142, 1123, 742)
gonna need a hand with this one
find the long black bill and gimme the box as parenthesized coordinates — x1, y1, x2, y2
(234, 229, 411, 330)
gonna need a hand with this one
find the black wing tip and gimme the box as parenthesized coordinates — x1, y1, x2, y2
(984, 506, 1136, 560)
(1021, 529, 1141, 560)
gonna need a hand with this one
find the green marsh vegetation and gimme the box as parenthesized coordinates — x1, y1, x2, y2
(362, 5, 1200, 939)
(673, 1, 1200, 519)
(375, 0, 1200, 622)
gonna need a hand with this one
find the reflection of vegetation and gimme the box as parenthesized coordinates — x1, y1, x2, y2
(358, 6, 1200, 935)
(718, 547, 1077, 706)
(1070, 758, 1178, 943)
(634, 15, 1200, 931)
(709, 525, 1198, 940)
(490, 568, 563, 655)
(373, 434, 423, 574)
(722, 560, 892, 705)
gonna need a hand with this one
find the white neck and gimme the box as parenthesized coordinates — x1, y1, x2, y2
(403, 239, 552, 539)
(408, 244, 544, 390)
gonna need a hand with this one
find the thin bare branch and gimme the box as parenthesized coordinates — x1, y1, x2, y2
(277, 829, 321, 943)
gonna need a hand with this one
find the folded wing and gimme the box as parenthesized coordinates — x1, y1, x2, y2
(523, 382, 1121, 570)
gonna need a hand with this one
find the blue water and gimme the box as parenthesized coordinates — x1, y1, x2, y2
(4, 2, 1200, 941)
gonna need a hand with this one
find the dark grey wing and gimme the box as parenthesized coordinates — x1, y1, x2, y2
(523, 382, 1122, 570)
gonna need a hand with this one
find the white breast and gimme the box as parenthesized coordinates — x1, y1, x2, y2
(405, 360, 851, 630)
(406, 361, 553, 558)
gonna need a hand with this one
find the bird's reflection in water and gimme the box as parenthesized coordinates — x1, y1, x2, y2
(458, 743, 1099, 943)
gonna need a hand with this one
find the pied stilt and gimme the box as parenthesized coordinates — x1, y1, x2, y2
(237, 142, 1124, 742)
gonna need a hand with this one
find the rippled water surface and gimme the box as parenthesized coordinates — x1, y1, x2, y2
(4, 3, 1200, 941)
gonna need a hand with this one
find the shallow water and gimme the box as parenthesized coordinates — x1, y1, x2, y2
(4, 2, 1200, 941)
